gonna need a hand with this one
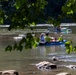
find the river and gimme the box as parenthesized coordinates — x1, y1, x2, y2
(0, 33, 76, 75)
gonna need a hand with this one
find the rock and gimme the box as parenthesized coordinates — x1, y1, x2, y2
(0, 70, 19, 75)
(56, 72, 71, 75)
(36, 61, 57, 70)
(66, 65, 76, 70)
(52, 56, 58, 62)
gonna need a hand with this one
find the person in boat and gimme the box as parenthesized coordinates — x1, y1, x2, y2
(39, 33, 46, 44)
(39, 32, 56, 44)
(45, 32, 57, 42)
(58, 35, 63, 42)
(56, 26, 61, 33)
(45, 32, 51, 43)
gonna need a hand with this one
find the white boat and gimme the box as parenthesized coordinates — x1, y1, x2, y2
(13, 34, 26, 42)
(61, 28, 72, 34)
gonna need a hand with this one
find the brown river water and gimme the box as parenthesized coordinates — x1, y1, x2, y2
(0, 33, 76, 75)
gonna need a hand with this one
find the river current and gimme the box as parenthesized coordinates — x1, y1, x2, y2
(0, 33, 76, 75)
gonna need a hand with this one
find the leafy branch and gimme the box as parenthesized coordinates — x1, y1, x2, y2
(5, 33, 39, 52)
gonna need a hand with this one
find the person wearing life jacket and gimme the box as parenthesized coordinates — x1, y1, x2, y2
(45, 32, 51, 43)
(45, 32, 56, 42)
(58, 35, 63, 42)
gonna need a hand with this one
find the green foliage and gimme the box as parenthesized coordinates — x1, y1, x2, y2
(0, 18, 3, 24)
(67, 10, 73, 15)
(73, 46, 76, 52)
(5, 45, 12, 52)
(8, 0, 48, 30)
(62, 0, 76, 22)
(14, 0, 27, 9)
(5, 33, 38, 51)
(0, 0, 48, 51)
(62, 0, 75, 14)
(65, 41, 72, 54)
(64, 40, 76, 54)
(0, 0, 48, 30)
(47, 18, 61, 27)
(0, 9, 4, 24)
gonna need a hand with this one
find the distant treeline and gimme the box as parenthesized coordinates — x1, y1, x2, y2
(0, 0, 74, 25)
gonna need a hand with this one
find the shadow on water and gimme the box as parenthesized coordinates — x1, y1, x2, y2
(0, 34, 76, 75)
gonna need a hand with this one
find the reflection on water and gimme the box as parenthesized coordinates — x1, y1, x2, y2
(37, 46, 46, 57)
(0, 35, 76, 75)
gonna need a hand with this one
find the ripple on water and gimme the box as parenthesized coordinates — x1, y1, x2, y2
(48, 53, 76, 63)
(62, 58, 76, 62)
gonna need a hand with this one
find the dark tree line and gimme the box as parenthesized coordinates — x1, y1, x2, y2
(0, 0, 73, 25)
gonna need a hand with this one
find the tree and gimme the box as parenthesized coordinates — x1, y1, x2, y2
(0, 0, 48, 29)
(0, 0, 48, 51)
(0, 0, 67, 26)
(62, 0, 76, 22)
(61, 0, 76, 53)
